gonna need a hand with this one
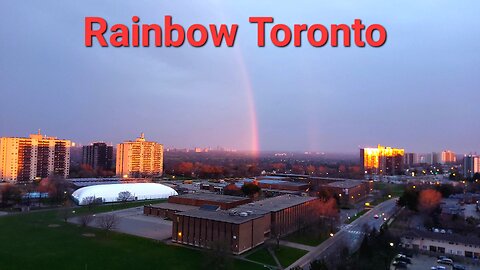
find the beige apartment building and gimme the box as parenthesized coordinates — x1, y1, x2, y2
(116, 133, 163, 177)
(0, 131, 71, 182)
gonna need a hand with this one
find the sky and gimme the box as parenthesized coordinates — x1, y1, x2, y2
(0, 0, 479, 154)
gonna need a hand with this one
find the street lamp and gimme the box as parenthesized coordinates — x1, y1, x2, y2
(389, 242, 394, 247)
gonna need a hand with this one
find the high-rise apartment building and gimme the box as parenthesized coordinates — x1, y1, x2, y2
(82, 142, 113, 171)
(441, 150, 457, 164)
(0, 131, 71, 182)
(404, 153, 418, 167)
(361, 145, 405, 175)
(116, 133, 163, 177)
(463, 155, 480, 178)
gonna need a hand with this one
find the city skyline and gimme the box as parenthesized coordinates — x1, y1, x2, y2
(1, 1, 479, 153)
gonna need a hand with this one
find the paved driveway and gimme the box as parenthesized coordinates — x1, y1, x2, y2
(70, 206, 173, 241)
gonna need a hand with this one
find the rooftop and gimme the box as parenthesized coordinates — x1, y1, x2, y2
(149, 202, 199, 212)
(326, 180, 366, 189)
(176, 208, 265, 224)
(176, 195, 317, 223)
(403, 229, 480, 246)
(236, 194, 317, 213)
(169, 193, 250, 203)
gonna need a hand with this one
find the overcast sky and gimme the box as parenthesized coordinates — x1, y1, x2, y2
(0, 1, 479, 153)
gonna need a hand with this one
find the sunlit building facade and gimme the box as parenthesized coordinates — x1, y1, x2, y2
(361, 145, 405, 176)
(463, 155, 480, 178)
(441, 150, 456, 164)
(0, 132, 71, 182)
(116, 133, 163, 177)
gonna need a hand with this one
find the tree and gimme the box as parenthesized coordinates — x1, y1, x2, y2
(306, 165, 316, 175)
(58, 200, 73, 222)
(398, 189, 419, 211)
(117, 191, 133, 203)
(202, 240, 233, 270)
(435, 184, 456, 198)
(473, 173, 480, 182)
(418, 189, 442, 213)
(96, 214, 118, 234)
(310, 259, 329, 270)
(38, 176, 70, 204)
(241, 182, 261, 198)
(81, 196, 102, 211)
(79, 214, 94, 227)
(0, 184, 21, 207)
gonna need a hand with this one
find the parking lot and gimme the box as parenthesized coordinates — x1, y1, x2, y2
(70, 206, 173, 241)
(391, 254, 480, 270)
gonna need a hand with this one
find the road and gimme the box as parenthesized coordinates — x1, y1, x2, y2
(287, 198, 399, 269)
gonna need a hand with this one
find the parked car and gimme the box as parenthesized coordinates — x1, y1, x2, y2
(395, 256, 411, 264)
(453, 264, 467, 270)
(437, 258, 453, 265)
(374, 214, 379, 219)
(392, 261, 407, 268)
(431, 266, 447, 270)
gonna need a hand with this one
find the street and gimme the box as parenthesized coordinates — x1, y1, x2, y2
(287, 198, 399, 269)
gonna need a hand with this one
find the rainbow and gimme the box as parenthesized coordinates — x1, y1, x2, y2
(233, 47, 260, 156)
(210, 2, 260, 155)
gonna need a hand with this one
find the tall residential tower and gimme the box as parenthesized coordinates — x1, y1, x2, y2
(0, 131, 71, 182)
(82, 142, 113, 171)
(361, 145, 405, 176)
(116, 133, 163, 178)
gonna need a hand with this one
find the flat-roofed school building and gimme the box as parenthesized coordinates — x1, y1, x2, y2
(168, 193, 251, 210)
(143, 193, 252, 219)
(171, 195, 320, 254)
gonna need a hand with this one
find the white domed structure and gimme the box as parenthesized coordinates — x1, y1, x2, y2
(72, 183, 177, 205)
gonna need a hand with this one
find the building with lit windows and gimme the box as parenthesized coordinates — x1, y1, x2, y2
(463, 155, 480, 178)
(360, 145, 405, 176)
(441, 150, 456, 164)
(116, 133, 163, 178)
(0, 131, 71, 182)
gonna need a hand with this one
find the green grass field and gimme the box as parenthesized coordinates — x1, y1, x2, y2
(0, 201, 264, 270)
(284, 229, 329, 246)
(245, 245, 308, 268)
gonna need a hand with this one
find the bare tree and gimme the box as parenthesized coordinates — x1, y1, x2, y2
(96, 214, 118, 233)
(81, 196, 101, 211)
(0, 184, 21, 207)
(58, 200, 74, 222)
(270, 222, 282, 249)
(117, 191, 133, 203)
(79, 214, 94, 227)
(203, 240, 233, 270)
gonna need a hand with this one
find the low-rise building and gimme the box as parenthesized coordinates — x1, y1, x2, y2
(171, 195, 321, 254)
(168, 193, 251, 210)
(316, 180, 373, 205)
(401, 229, 480, 258)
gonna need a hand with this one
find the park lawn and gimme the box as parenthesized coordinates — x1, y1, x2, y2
(245, 247, 277, 266)
(275, 246, 308, 267)
(246, 246, 308, 268)
(0, 205, 263, 270)
(284, 230, 328, 246)
(374, 182, 405, 197)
